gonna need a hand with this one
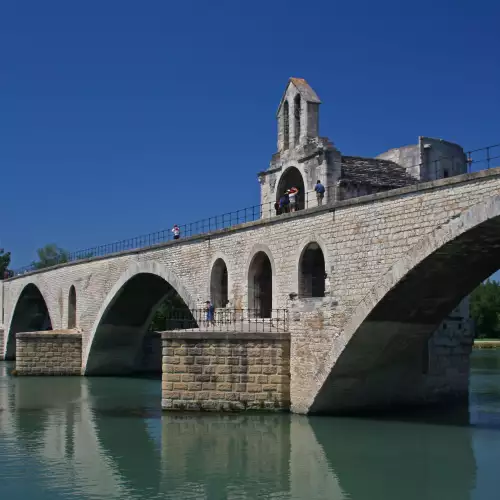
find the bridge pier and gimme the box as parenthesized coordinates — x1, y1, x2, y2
(15, 330, 82, 375)
(161, 331, 290, 412)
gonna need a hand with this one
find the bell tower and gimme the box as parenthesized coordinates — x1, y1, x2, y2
(276, 78, 321, 151)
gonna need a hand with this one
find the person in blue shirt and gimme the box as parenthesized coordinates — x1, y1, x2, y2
(205, 300, 215, 325)
(279, 191, 290, 213)
(314, 180, 325, 206)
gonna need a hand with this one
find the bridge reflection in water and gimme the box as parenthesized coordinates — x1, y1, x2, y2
(0, 367, 477, 499)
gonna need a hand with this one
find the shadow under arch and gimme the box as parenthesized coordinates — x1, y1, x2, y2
(5, 283, 52, 360)
(85, 269, 193, 376)
(310, 194, 500, 414)
(276, 166, 305, 210)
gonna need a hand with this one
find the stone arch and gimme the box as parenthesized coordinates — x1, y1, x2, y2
(246, 244, 276, 318)
(306, 194, 500, 414)
(5, 283, 53, 360)
(276, 166, 306, 211)
(68, 285, 77, 329)
(84, 261, 195, 375)
(210, 258, 229, 308)
(293, 235, 332, 297)
(298, 242, 326, 298)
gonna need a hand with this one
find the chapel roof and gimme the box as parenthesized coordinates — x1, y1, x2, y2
(340, 156, 418, 188)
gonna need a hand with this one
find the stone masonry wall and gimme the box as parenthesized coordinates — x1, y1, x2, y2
(162, 332, 290, 411)
(16, 331, 82, 375)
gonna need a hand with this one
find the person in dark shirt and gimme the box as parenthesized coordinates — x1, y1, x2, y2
(274, 201, 282, 216)
(314, 180, 325, 206)
(205, 300, 215, 325)
(279, 191, 290, 213)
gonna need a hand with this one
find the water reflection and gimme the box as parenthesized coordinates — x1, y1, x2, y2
(1, 352, 499, 499)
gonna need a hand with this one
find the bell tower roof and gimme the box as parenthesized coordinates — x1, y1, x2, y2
(276, 77, 321, 116)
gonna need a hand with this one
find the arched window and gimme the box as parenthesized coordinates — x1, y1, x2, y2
(68, 285, 77, 328)
(299, 243, 326, 298)
(248, 251, 273, 318)
(294, 94, 301, 145)
(210, 258, 228, 308)
(283, 100, 289, 150)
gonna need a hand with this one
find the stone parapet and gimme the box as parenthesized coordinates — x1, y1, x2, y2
(16, 330, 82, 375)
(161, 331, 290, 412)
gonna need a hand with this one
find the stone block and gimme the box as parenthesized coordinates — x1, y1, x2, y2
(247, 384, 262, 393)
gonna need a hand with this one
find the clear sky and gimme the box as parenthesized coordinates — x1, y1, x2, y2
(1, 0, 499, 269)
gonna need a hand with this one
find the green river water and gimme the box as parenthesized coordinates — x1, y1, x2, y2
(1, 350, 500, 499)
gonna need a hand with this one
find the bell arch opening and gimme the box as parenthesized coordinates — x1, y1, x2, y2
(276, 166, 306, 212)
(294, 94, 301, 145)
(248, 251, 273, 318)
(6, 284, 52, 360)
(85, 272, 192, 376)
(283, 100, 290, 150)
(68, 285, 77, 328)
(210, 258, 228, 308)
(299, 242, 326, 298)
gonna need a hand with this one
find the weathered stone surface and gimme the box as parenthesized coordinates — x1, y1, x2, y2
(15, 330, 82, 376)
(161, 332, 290, 412)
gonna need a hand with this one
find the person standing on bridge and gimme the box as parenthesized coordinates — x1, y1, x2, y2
(279, 191, 290, 214)
(288, 186, 298, 212)
(315, 180, 325, 206)
(205, 300, 215, 326)
(172, 224, 180, 240)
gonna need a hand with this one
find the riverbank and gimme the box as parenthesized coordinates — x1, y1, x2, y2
(473, 339, 500, 349)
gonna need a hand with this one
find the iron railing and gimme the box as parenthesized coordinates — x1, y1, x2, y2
(8, 142, 500, 278)
(162, 308, 289, 333)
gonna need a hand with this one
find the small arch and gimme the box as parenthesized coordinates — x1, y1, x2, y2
(276, 166, 306, 211)
(294, 94, 301, 145)
(248, 251, 273, 318)
(283, 100, 290, 150)
(210, 258, 228, 308)
(68, 285, 77, 328)
(299, 242, 326, 298)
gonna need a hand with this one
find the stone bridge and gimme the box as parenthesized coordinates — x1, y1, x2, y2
(2, 167, 500, 414)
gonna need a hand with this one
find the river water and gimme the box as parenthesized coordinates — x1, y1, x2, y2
(1, 351, 500, 500)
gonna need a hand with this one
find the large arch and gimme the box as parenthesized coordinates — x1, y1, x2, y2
(5, 283, 53, 360)
(307, 194, 500, 414)
(276, 166, 306, 211)
(84, 262, 195, 375)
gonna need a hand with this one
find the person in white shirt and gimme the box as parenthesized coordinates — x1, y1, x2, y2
(172, 224, 180, 240)
(288, 187, 298, 212)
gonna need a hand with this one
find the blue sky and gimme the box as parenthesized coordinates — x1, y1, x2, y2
(1, 0, 499, 269)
